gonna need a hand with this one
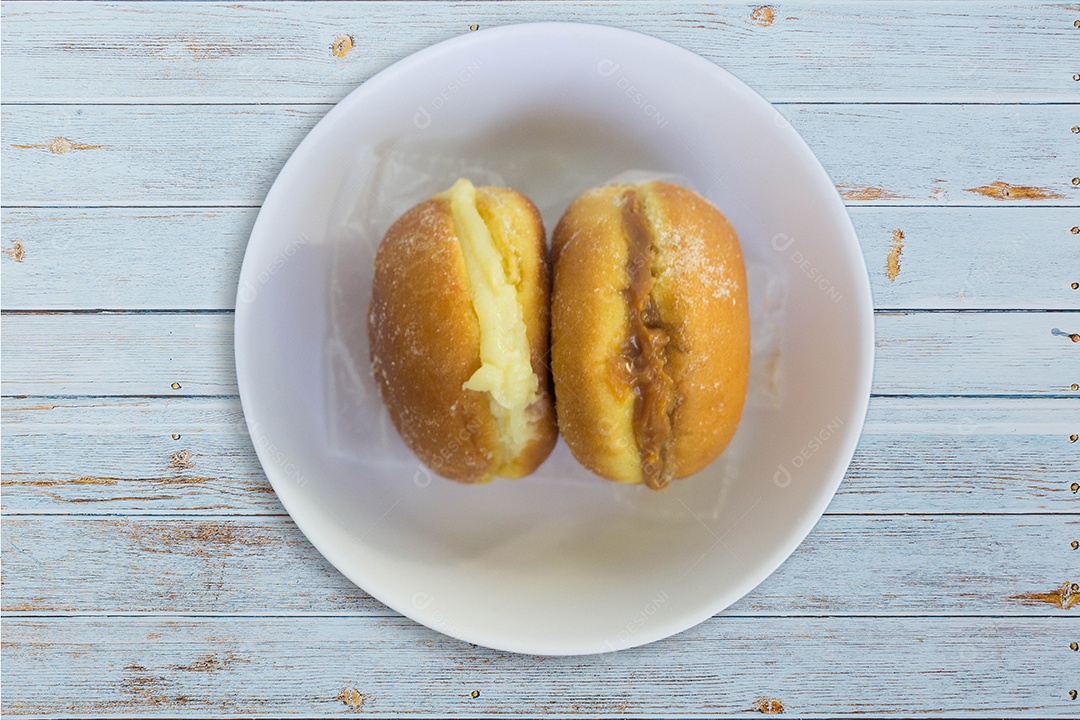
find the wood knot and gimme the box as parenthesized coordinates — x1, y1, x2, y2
(330, 35, 354, 59)
(1072, 540, 1079, 549)
(336, 687, 366, 710)
(470, 690, 480, 698)
(1070, 435, 1079, 442)
(170, 382, 182, 390)
(753, 697, 785, 714)
(749, 6, 776, 26)
(1071, 689, 1078, 700)
(169, 449, 195, 470)
(2, 240, 25, 262)
(1071, 641, 1079, 651)
(1072, 226, 1080, 234)
(468, 23, 480, 31)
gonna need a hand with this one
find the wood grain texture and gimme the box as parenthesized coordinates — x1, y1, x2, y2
(4, 311, 1079, 396)
(3, 396, 1078, 515)
(3, 514, 1079, 615)
(1, 105, 323, 207)
(873, 311, 1080, 396)
(0, 208, 258, 310)
(0, 313, 236, 396)
(4, 207, 1079, 310)
(0, 397, 280, 514)
(851, 207, 1080, 310)
(2, 3, 1078, 716)
(3, 104, 1079, 207)
(843, 398, 1080, 513)
(3, 616, 1078, 717)
(2, 2, 1078, 104)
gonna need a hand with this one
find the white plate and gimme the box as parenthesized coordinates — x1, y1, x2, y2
(235, 22, 874, 655)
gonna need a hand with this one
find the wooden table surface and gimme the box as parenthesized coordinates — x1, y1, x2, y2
(2, 1, 1079, 717)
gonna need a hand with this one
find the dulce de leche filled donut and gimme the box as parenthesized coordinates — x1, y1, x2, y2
(368, 178, 557, 484)
(551, 181, 749, 490)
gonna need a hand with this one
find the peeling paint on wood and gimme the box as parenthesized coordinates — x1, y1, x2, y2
(1011, 581, 1080, 610)
(853, 206, 1080, 311)
(3, 476, 119, 487)
(2, 240, 26, 262)
(120, 519, 277, 558)
(2, 3, 1076, 103)
(10, 137, 105, 154)
(1, 4, 1077, 717)
(2, 475, 213, 490)
(963, 181, 1066, 201)
(336, 687, 367, 710)
(2, 617, 1077, 716)
(330, 34, 354, 58)
(886, 229, 904, 282)
(749, 6, 776, 26)
(4, 105, 1078, 206)
(3, 396, 1078, 515)
(754, 696, 785, 714)
(185, 40, 243, 61)
(119, 662, 188, 708)
(170, 651, 249, 672)
(6, 207, 1079, 311)
(837, 185, 907, 201)
(3, 515, 1078, 614)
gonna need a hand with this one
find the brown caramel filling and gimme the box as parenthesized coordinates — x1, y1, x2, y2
(619, 189, 675, 489)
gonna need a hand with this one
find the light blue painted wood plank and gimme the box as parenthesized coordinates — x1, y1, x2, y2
(3, 397, 1078, 514)
(1, 105, 326, 207)
(788, 104, 1080, 206)
(835, 397, 1080, 513)
(872, 311, 1080, 396)
(852, 207, 1080, 310)
(2, 104, 1078, 207)
(2, 616, 1077, 717)
(0, 515, 377, 614)
(2, 514, 1078, 615)
(4, 207, 1079, 310)
(0, 313, 237, 396)
(2, 2, 1078, 103)
(0, 397, 283, 514)
(3, 312, 1078, 396)
(0, 208, 259, 310)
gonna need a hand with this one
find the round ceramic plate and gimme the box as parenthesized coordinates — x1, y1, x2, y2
(235, 22, 874, 655)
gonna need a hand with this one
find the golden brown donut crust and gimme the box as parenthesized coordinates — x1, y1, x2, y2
(551, 181, 750, 488)
(368, 186, 556, 483)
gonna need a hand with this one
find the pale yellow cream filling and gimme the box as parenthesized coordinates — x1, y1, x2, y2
(441, 178, 539, 462)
